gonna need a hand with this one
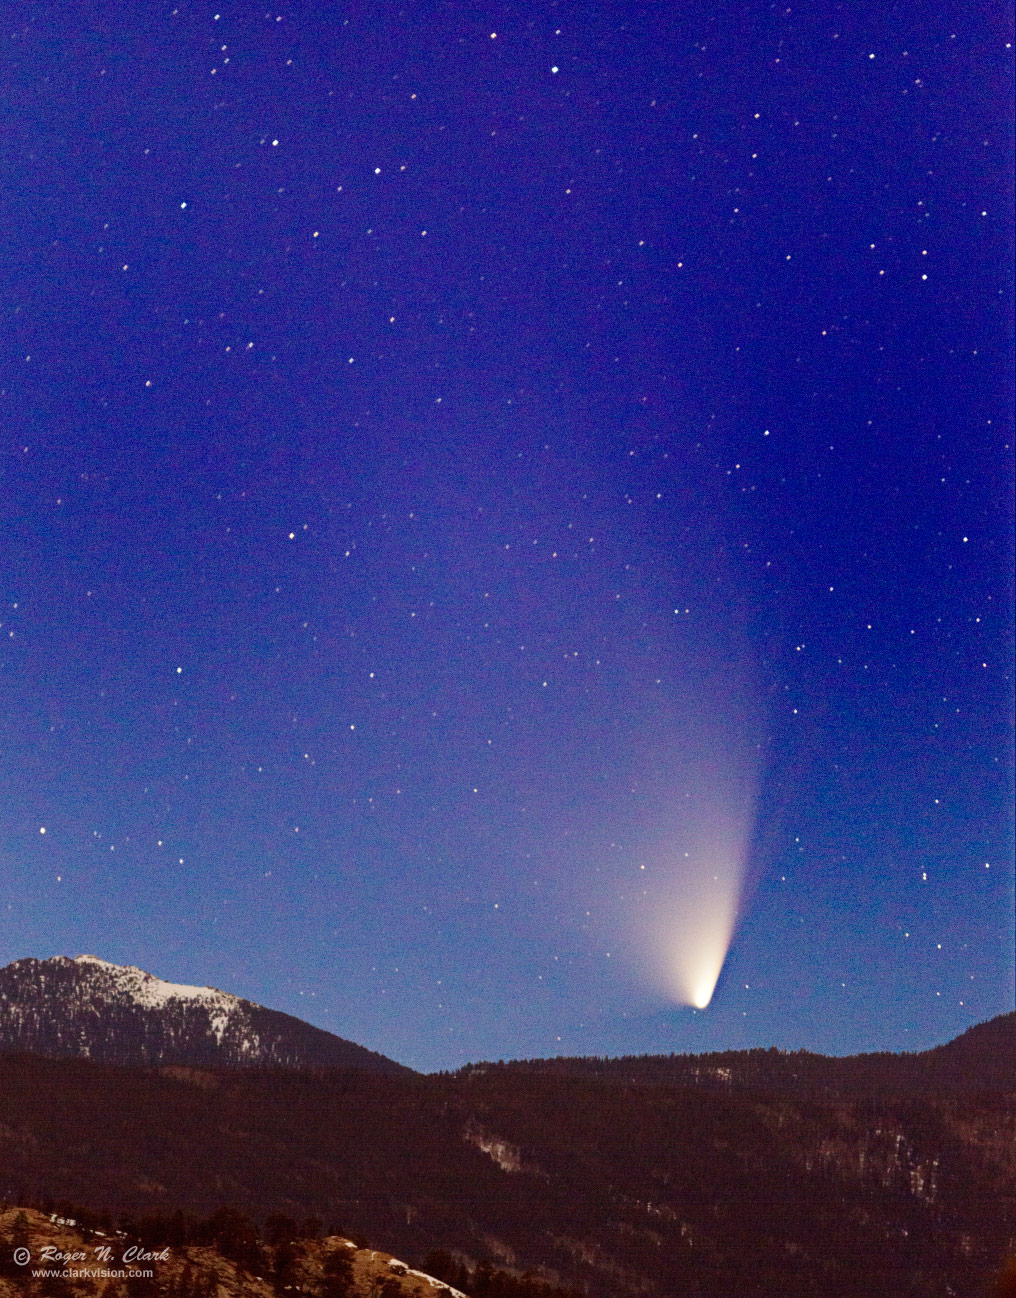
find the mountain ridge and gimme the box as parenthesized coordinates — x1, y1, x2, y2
(0, 954, 412, 1075)
(1, 953, 1010, 1085)
(0, 1047, 1010, 1298)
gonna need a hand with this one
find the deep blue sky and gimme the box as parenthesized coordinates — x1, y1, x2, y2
(1, 0, 1012, 1070)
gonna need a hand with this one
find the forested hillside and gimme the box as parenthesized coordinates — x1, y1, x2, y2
(1, 1020, 1013, 1298)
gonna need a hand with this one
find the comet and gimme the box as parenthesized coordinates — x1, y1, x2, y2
(660, 863, 742, 1008)
(628, 767, 756, 1011)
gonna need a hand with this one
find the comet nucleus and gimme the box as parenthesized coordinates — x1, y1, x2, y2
(628, 766, 756, 1011)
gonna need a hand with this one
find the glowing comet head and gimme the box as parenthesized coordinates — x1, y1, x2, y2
(608, 649, 759, 1014)
(656, 861, 741, 1009)
(630, 790, 754, 1011)
(675, 905, 737, 1008)
(690, 966, 721, 1010)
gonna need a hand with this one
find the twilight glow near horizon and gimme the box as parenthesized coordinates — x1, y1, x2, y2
(0, 0, 1012, 1071)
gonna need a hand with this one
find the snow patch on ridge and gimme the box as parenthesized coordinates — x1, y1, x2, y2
(463, 1119, 524, 1173)
(72, 954, 244, 1014)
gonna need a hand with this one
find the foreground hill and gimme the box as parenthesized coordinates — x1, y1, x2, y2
(0, 956, 409, 1075)
(0, 1205, 475, 1298)
(0, 1033, 1012, 1298)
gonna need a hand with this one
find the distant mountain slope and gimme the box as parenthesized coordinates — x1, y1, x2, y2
(0, 955, 411, 1075)
(466, 1010, 1016, 1098)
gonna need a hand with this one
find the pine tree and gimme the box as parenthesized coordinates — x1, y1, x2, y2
(320, 1244, 355, 1297)
(273, 1237, 300, 1286)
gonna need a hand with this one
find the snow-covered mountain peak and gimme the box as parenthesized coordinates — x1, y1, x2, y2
(70, 954, 245, 1014)
(0, 954, 412, 1074)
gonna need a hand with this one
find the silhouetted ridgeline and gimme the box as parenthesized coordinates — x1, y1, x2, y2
(458, 1010, 1016, 1098)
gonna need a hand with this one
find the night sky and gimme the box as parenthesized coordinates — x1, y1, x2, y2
(2, 0, 1012, 1071)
